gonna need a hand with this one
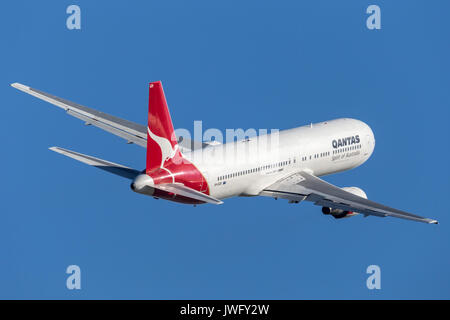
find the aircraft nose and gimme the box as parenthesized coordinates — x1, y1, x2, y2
(369, 126, 375, 149)
(366, 123, 376, 156)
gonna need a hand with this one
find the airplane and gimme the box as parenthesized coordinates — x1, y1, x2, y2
(11, 81, 438, 224)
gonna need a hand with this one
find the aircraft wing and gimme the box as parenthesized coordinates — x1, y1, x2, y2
(11, 83, 205, 152)
(260, 171, 438, 224)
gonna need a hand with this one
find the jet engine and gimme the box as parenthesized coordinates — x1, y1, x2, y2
(321, 187, 367, 219)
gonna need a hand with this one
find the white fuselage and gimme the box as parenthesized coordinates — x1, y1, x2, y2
(185, 118, 375, 200)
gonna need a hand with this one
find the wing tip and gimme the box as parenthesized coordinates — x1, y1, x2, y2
(10, 82, 29, 90)
(49, 146, 66, 155)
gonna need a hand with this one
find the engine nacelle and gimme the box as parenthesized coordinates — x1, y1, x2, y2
(321, 187, 367, 219)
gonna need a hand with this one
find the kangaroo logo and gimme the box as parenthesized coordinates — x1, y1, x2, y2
(147, 127, 179, 168)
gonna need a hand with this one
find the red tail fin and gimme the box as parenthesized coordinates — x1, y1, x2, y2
(146, 81, 179, 172)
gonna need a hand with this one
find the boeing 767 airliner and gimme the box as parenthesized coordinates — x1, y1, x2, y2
(11, 81, 438, 224)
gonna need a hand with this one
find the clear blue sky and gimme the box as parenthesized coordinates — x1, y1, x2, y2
(1, 0, 449, 299)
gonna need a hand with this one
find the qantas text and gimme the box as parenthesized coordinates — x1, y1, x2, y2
(332, 135, 360, 148)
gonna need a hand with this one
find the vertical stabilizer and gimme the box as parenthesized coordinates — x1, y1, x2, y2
(146, 81, 179, 172)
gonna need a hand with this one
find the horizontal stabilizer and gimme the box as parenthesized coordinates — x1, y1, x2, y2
(154, 183, 223, 205)
(50, 147, 141, 180)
